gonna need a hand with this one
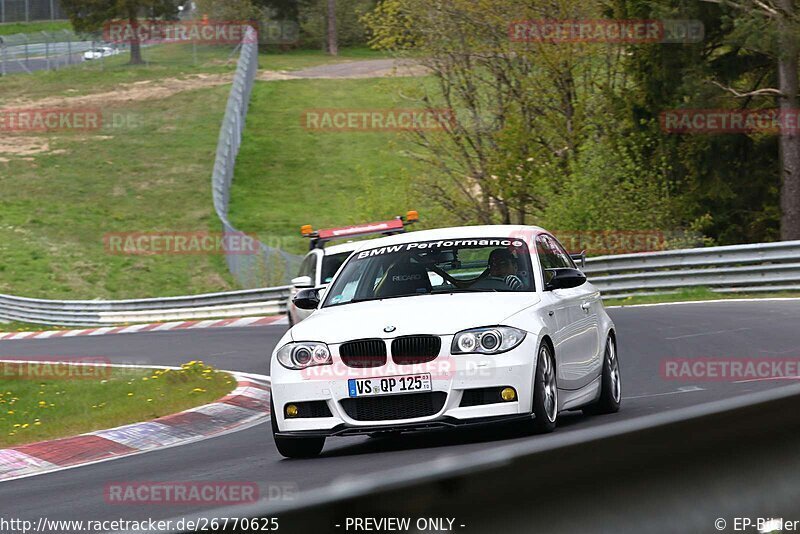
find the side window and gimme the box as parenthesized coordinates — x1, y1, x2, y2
(298, 253, 317, 283)
(550, 236, 576, 269)
(536, 235, 573, 285)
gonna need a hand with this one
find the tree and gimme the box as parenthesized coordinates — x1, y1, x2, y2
(695, 0, 800, 240)
(60, 0, 178, 65)
(363, 0, 668, 227)
(297, 0, 374, 50)
(327, 0, 338, 55)
(615, 0, 783, 244)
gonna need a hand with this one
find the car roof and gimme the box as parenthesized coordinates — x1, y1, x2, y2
(349, 225, 547, 253)
(321, 241, 364, 255)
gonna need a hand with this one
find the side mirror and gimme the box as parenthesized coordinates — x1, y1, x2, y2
(545, 268, 587, 290)
(293, 288, 320, 310)
(569, 250, 586, 269)
(291, 275, 314, 288)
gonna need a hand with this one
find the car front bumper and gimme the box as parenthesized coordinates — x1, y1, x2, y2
(270, 334, 538, 436)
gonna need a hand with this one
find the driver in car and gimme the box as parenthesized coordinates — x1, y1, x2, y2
(472, 248, 524, 290)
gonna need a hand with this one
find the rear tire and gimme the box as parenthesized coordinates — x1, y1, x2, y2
(270, 398, 325, 458)
(583, 335, 621, 415)
(528, 342, 558, 434)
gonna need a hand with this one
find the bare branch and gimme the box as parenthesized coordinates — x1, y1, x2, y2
(700, 0, 780, 18)
(710, 80, 784, 97)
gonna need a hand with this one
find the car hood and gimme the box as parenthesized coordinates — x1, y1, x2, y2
(290, 292, 540, 344)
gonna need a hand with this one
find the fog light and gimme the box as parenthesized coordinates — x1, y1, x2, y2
(285, 404, 299, 417)
(500, 387, 516, 401)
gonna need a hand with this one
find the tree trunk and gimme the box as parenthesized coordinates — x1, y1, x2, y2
(128, 14, 143, 65)
(778, 0, 800, 240)
(326, 0, 338, 56)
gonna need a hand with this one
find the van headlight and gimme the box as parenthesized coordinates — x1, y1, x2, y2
(277, 342, 332, 370)
(451, 326, 526, 355)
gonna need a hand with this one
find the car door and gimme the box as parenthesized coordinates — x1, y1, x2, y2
(536, 234, 601, 389)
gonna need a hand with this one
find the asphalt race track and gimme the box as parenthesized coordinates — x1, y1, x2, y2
(1, 300, 798, 530)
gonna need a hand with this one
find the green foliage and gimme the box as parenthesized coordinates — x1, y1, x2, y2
(360, 0, 418, 51)
(542, 125, 677, 232)
(613, 0, 782, 244)
(59, 0, 178, 33)
(194, 0, 264, 20)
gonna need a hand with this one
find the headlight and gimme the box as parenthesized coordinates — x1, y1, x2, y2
(451, 326, 526, 355)
(276, 342, 332, 370)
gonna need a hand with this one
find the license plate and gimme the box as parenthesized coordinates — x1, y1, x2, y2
(348, 373, 432, 398)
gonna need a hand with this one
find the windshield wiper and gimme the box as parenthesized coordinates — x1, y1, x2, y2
(430, 288, 499, 294)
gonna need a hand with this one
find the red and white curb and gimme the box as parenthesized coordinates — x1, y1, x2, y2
(0, 315, 288, 342)
(0, 366, 272, 482)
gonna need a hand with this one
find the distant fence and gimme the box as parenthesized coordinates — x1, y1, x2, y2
(0, 29, 110, 76)
(211, 25, 302, 287)
(0, 0, 65, 23)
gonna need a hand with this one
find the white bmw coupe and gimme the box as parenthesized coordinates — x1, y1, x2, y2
(270, 226, 621, 458)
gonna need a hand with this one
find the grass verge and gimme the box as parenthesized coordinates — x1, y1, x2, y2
(0, 360, 235, 447)
(229, 75, 440, 255)
(0, 321, 70, 333)
(0, 21, 72, 35)
(605, 287, 800, 307)
(258, 46, 389, 71)
(0, 44, 404, 298)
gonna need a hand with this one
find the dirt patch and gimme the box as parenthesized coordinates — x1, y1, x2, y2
(0, 136, 51, 156)
(1, 73, 234, 111)
(0, 134, 114, 158)
(256, 71, 303, 82)
(256, 60, 429, 82)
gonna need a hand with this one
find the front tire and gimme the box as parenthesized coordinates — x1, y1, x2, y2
(583, 335, 621, 415)
(529, 342, 558, 434)
(270, 398, 325, 458)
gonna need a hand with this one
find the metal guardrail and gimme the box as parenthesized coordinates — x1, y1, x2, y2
(0, 287, 291, 326)
(3, 240, 798, 326)
(176, 382, 800, 533)
(585, 240, 800, 299)
(211, 25, 302, 288)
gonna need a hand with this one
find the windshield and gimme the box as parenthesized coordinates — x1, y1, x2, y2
(320, 251, 352, 284)
(323, 238, 534, 307)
